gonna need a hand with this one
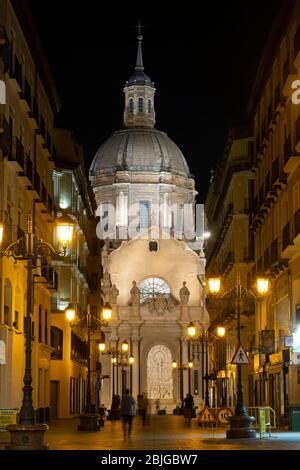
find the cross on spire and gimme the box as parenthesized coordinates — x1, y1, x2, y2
(133, 19, 146, 36)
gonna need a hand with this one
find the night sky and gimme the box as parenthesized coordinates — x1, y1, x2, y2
(28, 0, 282, 201)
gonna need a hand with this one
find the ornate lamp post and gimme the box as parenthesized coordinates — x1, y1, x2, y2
(187, 321, 225, 407)
(0, 212, 74, 450)
(172, 356, 193, 410)
(104, 340, 134, 419)
(65, 302, 112, 431)
(207, 274, 269, 439)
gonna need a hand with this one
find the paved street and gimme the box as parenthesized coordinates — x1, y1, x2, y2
(0, 415, 300, 450)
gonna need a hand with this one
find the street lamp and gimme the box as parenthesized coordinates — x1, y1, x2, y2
(65, 303, 111, 431)
(105, 339, 135, 418)
(0, 212, 74, 450)
(0, 220, 4, 245)
(187, 323, 224, 407)
(207, 274, 269, 439)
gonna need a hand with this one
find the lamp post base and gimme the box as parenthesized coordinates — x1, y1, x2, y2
(5, 423, 49, 450)
(77, 414, 100, 431)
(226, 415, 256, 439)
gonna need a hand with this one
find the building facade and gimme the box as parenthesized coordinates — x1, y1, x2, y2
(89, 34, 208, 413)
(247, 0, 300, 424)
(205, 126, 255, 409)
(0, 0, 100, 422)
(0, 0, 60, 421)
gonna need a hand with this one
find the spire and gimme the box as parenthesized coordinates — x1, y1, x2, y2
(135, 20, 144, 71)
(136, 33, 144, 71)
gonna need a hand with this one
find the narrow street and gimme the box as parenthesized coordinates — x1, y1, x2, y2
(1, 415, 299, 450)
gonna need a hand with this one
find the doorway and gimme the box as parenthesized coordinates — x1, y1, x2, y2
(50, 380, 59, 420)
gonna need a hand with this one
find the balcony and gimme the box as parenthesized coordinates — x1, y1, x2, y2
(19, 79, 32, 111)
(8, 136, 25, 171)
(10, 55, 23, 91)
(293, 208, 300, 245)
(28, 99, 39, 129)
(34, 263, 58, 291)
(284, 134, 300, 175)
(0, 113, 11, 156)
(281, 222, 298, 258)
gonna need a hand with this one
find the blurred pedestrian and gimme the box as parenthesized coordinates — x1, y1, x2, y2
(138, 393, 149, 426)
(183, 393, 194, 425)
(120, 389, 136, 438)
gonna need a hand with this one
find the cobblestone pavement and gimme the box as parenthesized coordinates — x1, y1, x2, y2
(1, 415, 299, 450)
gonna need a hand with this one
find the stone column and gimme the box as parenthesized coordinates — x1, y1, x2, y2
(181, 336, 189, 398)
(131, 333, 140, 399)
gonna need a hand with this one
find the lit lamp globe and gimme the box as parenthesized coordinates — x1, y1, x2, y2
(121, 340, 129, 353)
(188, 361, 193, 368)
(187, 322, 196, 338)
(208, 277, 221, 294)
(102, 303, 112, 321)
(65, 304, 76, 322)
(257, 278, 269, 295)
(99, 342, 106, 352)
(111, 357, 117, 364)
(0, 221, 4, 245)
(56, 215, 74, 250)
(128, 356, 135, 364)
(172, 359, 178, 369)
(217, 326, 226, 337)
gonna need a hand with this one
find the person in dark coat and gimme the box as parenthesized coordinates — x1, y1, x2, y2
(120, 389, 136, 438)
(183, 393, 194, 425)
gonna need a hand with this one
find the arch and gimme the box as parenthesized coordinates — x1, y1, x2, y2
(129, 97, 134, 113)
(4, 278, 12, 326)
(147, 99, 152, 113)
(138, 97, 144, 113)
(147, 344, 173, 400)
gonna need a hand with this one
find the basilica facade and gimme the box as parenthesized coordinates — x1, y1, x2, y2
(89, 33, 208, 413)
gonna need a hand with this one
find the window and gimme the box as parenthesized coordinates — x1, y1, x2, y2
(139, 200, 150, 228)
(4, 279, 12, 326)
(138, 277, 170, 302)
(51, 326, 63, 360)
(38, 305, 42, 343)
(14, 310, 19, 329)
(147, 99, 152, 113)
(45, 309, 48, 345)
(138, 97, 144, 112)
(129, 98, 134, 113)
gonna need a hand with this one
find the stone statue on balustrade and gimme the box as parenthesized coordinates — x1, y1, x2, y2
(101, 270, 112, 303)
(179, 281, 190, 305)
(130, 280, 140, 305)
(110, 284, 119, 304)
(101, 245, 110, 272)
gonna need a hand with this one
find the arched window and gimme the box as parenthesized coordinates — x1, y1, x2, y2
(129, 98, 134, 114)
(51, 326, 63, 360)
(147, 99, 152, 113)
(4, 279, 12, 326)
(138, 277, 170, 302)
(138, 97, 144, 112)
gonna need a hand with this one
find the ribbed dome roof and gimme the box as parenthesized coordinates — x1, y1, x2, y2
(89, 127, 190, 178)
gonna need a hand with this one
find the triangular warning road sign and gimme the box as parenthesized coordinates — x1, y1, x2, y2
(231, 343, 250, 364)
(198, 406, 217, 423)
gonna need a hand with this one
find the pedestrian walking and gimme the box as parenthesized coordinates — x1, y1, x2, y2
(183, 393, 194, 425)
(138, 393, 149, 426)
(120, 389, 136, 438)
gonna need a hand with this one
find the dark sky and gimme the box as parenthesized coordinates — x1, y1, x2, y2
(28, 0, 282, 201)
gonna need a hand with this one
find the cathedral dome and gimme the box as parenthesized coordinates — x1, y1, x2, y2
(89, 127, 191, 178)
